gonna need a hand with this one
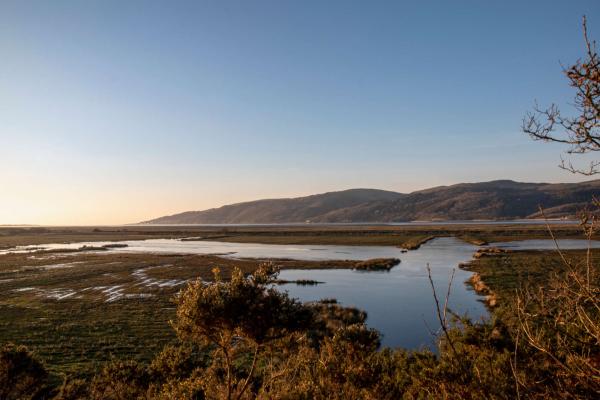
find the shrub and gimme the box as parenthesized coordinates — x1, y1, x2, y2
(0, 343, 48, 400)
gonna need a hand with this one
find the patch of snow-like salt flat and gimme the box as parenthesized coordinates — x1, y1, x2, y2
(14, 287, 36, 292)
(77, 285, 156, 302)
(11, 284, 154, 303)
(131, 265, 186, 289)
(44, 288, 78, 300)
(40, 261, 85, 270)
(12, 287, 78, 300)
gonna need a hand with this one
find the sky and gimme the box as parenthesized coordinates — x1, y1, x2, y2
(1, 0, 599, 225)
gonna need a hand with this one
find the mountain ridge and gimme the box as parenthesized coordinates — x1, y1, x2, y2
(143, 180, 600, 224)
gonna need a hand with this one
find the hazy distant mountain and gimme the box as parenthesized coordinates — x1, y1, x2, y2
(143, 180, 600, 224)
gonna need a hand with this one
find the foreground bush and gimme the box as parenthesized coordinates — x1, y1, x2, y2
(0, 344, 48, 400)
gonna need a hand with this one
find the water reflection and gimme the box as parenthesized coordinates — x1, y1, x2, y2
(2, 239, 411, 260)
(278, 237, 487, 349)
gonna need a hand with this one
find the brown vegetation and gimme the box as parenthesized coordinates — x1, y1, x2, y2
(353, 258, 400, 271)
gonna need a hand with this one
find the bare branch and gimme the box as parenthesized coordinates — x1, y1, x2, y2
(522, 16, 600, 175)
(426, 264, 460, 359)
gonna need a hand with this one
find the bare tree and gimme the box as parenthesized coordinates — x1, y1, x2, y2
(523, 16, 600, 175)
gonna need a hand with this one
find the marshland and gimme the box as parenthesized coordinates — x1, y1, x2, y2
(0, 224, 596, 366)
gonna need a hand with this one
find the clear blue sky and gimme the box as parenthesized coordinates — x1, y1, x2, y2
(1, 0, 599, 224)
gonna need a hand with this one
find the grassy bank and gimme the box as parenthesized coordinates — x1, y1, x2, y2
(461, 247, 600, 320)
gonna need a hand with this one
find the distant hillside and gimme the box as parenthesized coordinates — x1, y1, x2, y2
(143, 180, 600, 224)
(145, 189, 403, 224)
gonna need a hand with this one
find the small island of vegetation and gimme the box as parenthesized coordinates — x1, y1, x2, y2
(353, 257, 401, 271)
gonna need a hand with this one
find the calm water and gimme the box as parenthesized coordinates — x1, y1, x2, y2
(4, 236, 599, 349)
(7, 236, 598, 258)
(278, 237, 486, 349)
(4, 239, 406, 260)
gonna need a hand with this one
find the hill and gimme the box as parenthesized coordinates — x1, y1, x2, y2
(143, 180, 600, 224)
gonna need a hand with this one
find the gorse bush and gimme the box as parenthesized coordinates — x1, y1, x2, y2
(172, 263, 316, 399)
(0, 344, 48, 400)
